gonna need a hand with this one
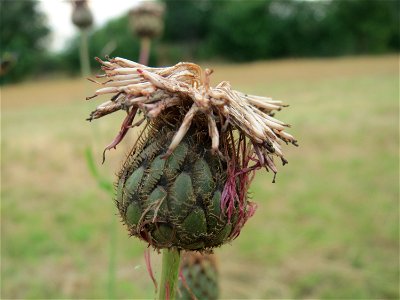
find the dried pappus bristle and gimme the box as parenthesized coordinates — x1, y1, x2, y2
(87, 57, 297, 172)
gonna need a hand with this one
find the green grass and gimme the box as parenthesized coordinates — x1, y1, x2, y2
(1, 55, 399, 299)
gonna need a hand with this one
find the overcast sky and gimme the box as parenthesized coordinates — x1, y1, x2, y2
(39, 0, 138, 52)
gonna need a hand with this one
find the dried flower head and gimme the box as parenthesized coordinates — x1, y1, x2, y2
(129, 1, 165, 39)
(71, 0, 93, 30)
(87, 57, 297, 251)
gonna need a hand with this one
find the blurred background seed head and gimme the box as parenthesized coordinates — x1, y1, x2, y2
(129, 1, 165, 39)
(71, 0, 93, 30)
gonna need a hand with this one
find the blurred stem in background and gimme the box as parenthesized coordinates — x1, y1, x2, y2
(71, 0, 93, 76)
(139, 37, 151, 65)
(73, 1, 114, 291)
(85, 148, 117, 298)
(79, 29, 90, 77)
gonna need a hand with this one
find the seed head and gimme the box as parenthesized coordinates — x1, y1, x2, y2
(129, 1, 165, 39)
(71, 0, 93, 30)
(87, 57, 297, 250)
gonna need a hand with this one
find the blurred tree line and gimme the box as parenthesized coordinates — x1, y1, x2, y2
(1, 0, 398, 83)
(162, 0, 399, 60)
(0, 0, 50, 83)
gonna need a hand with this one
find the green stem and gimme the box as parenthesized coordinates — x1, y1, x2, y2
(80, 29, 90, 77)
(107, 214, 117, 298)
(158, 248, 181, 300)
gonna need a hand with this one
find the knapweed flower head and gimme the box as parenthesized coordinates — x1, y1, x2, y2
(87, 57, 297, 251)
(71, 0, 93, 30)
(129, 1, 165, 39)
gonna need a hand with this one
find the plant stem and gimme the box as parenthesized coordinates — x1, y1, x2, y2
(158, 248, 181, 300)
(107, 214, 117, 299)
(139, 37, 151, 65)
(80, 28, 90, 77)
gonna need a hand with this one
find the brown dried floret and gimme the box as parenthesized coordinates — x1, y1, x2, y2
(87, 57, 297, 172)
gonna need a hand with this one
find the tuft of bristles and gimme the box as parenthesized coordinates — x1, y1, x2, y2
(87, 56, 297, 167)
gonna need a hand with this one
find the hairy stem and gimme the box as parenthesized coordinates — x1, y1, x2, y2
(158, 248, 181, 300)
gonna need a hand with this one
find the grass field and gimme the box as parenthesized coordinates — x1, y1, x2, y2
(1, 55, 399, 299)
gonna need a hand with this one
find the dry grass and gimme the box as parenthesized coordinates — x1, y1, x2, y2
(1, 55, 399, 299)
